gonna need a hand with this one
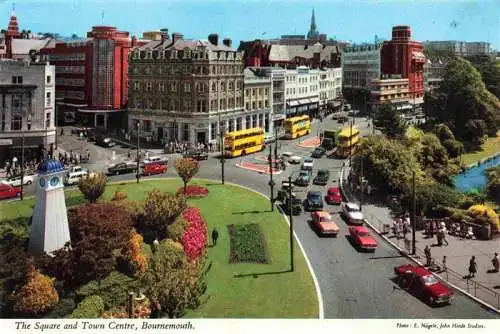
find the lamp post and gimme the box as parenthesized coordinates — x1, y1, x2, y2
(217, 78, 225, 185)
(359, 155, 364, 210)
(349, 119, 353, 166)
(136, 121, 140, 183)
(127, 289, 145, 318)
(20, 119, 30, 200)
(411, 170, 417, 255)
(268, 145, 275, 212)
(288, 174, 294, 272)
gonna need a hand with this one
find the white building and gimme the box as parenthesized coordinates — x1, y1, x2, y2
(319, 67, 343, 113)
(423, 41, 491, 57)
(0, 59, 56, 166)
(284, 66, 320, 118)
(243, 68, 273, 134)
(342, 44, 382, 90)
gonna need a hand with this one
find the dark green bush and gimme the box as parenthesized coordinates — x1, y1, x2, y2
(69, 295, 104, 318)
(228, 224, 269, 264)
(43, 298, 76, 318)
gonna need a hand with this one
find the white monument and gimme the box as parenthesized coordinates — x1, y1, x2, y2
(28, 159, 71, 256)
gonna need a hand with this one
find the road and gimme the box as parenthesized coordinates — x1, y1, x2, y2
(19, 116, 500, 318)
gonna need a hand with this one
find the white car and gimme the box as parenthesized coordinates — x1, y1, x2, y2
(280, 152, 293, 159)
(64, 170, 88, 186)
(1, 174, 37, 187)
(341, 202, 364, 225)
(143, 155, 168, 165)
(301, 158, 314, 171)
(288, 156, 302, 164)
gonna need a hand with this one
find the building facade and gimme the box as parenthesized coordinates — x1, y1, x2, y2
(243, 68, 273, 133)
(128, 32, 263, 148)
(319, 67, 343, 113)
(423, 58, 447, 92)
(368, 76, 411, 111)
(284, 66, 320, 118)
(39, 26, 132, 128)
(423, 40, 491, 57)
(0, 59, 56, 165)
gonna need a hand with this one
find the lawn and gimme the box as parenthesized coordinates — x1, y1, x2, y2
(0, 178, 318, 318)
(461, 132, 500, 166)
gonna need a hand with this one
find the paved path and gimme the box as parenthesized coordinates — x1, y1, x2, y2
(342, 164, 500, 311)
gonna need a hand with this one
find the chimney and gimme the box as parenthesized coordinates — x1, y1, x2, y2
(131, 36, 137, 47)
(223, 38, 232, 48)
(172, 32, 184, 43)
(160, 28, 169, 43)
(208, 33, 219, 45)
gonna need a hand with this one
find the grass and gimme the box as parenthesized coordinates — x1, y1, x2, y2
(228, 224, 269, 264)
(461, 132, 500, 166)
(0, 178, 318, 318)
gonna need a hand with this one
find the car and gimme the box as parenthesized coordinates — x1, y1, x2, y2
(288, 155, 302, 164)
(280, 152, 293, 159)
(277, 180, 295, 202)
(321, 138, 335, 151)
(394, 264, 454, 305)
(183, 150, 208, 161)
(313, 169, 329, 185)
(143, 156, 168, 165)
(2, 173, 36, 187)
(311, 147, 326, 158)
(96, 137, 115, 148)
(264, 134, 276, 144)
(0, 182, 21, 200)
(310, 211, 340, 236)
(337, 116, 348, 123)
(107, 162, 138, 175)
(349, 226, 377, 251)
(326, 186, 342, 205)
(305, 190, 323, 211)
(294, 171, 311, 187)
(282, 192, 302, 216)
(143, 163, 168, 176)
(341, 202, 364, 225)
(301, 158, 314, 171)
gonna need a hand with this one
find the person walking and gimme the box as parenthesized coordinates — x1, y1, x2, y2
(211, 228, 219, 247)
(468, 256, 477, 278)
(492, 252, 499, 273)
(442, 256, 447, 273)
(424, 245, 432, 267)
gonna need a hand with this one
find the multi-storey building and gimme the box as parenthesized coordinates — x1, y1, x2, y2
(39, 26, 133, 128)
(284, 66, 320, 118)
(128, 32, 262, 147)
(319, 67, 343, 113)
(368, 76, 412, 111)
(423, 40, 491, 57)
(342, 43, 382, 90)
(0, 59, 56, 165)
(424, 58, 447, 92)
(243, 68, 272, 132)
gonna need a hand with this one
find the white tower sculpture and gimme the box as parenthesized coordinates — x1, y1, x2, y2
(29, 159, 71, 256)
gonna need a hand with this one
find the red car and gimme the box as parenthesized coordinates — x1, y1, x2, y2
(0, 182, 22, 200)
(325, 187, 342, 204)
(310, 211, 340, 236)
(348, 226, 377, 251)
(394, 264, 454, 306)
(142, 163, 168, 176)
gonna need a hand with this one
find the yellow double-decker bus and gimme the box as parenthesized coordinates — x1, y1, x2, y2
(284, 115, 311, 139)
(224, 127, 265, 157)
(336, 126, 360, 158)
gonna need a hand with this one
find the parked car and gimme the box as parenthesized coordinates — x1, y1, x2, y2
(96, 137, 115, 148)
(311, 147, 326, 158)
(0, 182, 21, 200)
(337, 116, 348, 124)
(282, 192, 302, 216)
(310, 211, 340, 236)
(326, 186, 342, 205)
(349, 226, 377, 251)
(313, 169, 329, 186)
(394, 264, 454, 306)
(2, 173, 36, 187)
(143, 163, 168, 176)
(183, 150, 208, 161)
(294, 170, 311, 187)
(280, 152, 293, 159)
(305, 190, 323, 211)
(143, 156, 168, 165)
(301, 158, 314, 171)
(341, 202, 364, 225)
(107, 162, 137, 175)
(288, 155, 302, 164)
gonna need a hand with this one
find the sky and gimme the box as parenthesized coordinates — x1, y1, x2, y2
(1, 0, 499, 49)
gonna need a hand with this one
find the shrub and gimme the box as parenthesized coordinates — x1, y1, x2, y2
(101, 298, 151, 319)
(228, 224, 269, 264)
(9, 265, 59, 315)
(69, 295, 104, 318)
(176, 185, 209, 198)
(112, 190, 128, 201)
(120, 230, 148, 278)
(167, 216, 189, 242)
(175, 158, 200, 193)
(78, 172, 107, 203)
(485, 166, 500, 203)
(43, 298, 76, 318)
(467, 204, 500, 231)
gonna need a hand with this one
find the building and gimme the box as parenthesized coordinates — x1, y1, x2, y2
(319, 67, 343, 114)
(307, 9, 320, 41)
(424, 58, 447, 92)
(368, 76, 412, 111)
(423, 40, 491, 57)
(39, 26, 133, 128)
(0, 59, 56, 166)
(284, 66, 320, 118)
(243, 68, 273, 133)
(128, 32, 253, 147)
(142, 30, 163, 41)
(380, 26, 426, 106)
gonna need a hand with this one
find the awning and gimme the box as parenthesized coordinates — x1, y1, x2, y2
(297, 99, 310, 105)
(78, 108, 123, 113)
(309, 98, 319, 104)
(287, 101, 299, 107)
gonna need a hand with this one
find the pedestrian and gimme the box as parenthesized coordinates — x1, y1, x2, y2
(492, 252, 499, 273)
(442, 228, 449, 246)
(424, 245, 431, 267)
(468, 256, 477, 278)
(211, 228, 219, 247)
(128, 150, 131, 159)
(442, 256, 447, 273)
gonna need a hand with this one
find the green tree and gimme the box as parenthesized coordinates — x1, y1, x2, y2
(466, 55, 500, 99)
(175, 158, 200, 193)
(373, 103, 407, 138)
(401, 183, 463, 217)
(485, 166, 500, 204)
(78, 172, 107, 203)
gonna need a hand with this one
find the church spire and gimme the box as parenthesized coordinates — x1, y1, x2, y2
(307, 9, 319, 40)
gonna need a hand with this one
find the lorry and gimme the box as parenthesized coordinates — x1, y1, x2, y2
(321, 129, 339, 150)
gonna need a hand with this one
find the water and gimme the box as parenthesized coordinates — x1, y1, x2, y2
(454, 154, 500, 192)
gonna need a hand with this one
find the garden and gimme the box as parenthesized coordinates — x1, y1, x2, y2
(0, 158, 318, 318)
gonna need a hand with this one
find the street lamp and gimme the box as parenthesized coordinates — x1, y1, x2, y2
(217, 79, 225, 185)
(268, 145, 275, 212)
(20, 118, 31, 201)
(136, 121, 140, 183)
(287, 174, 295, 272)
(127, 289, 145, 318)
(411, 170, 417, 255)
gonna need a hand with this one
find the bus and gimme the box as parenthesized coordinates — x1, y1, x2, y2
(224, 127, 265, 157)
(284, 115, 311, 139)
(336, 126, 360, 158)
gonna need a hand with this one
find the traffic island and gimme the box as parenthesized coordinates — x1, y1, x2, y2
(297, 136, 321, 148)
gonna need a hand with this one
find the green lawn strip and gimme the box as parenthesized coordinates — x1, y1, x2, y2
(0, 179, 318, 318)
(461, 133, 500, 166)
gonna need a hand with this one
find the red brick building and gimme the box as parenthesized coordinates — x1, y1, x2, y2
(380, 26, 426, 104)
(40, 26, 134, 128)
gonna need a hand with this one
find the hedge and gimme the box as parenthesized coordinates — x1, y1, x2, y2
(68, 295, 104, 319)
(228, 224, 269, 264)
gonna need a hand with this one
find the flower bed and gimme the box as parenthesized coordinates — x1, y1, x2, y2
(177, 185, 209, 198)
(181, 207, 208, 261)
(228, 224, 269, 264)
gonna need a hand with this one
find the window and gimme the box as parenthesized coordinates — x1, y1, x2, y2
(184, 83, 191, 92)
(11, 94, 22, 108)
(258, 101, 263, 109)
(252, 102, 256, 109)
(46, 75, 52, 84)
(158, 82, 165, 92)
(134, 82, 140, 91)
(146, 82, 152, 91)
(11, 76, 23, 84)
(11, 115, 22, 130)
(183, 123, 189, 141)
(246, 115, 251, 128)
(46, 92, 51, 106)
(45, 113, 51, 128)
(252, 115, 257, 128)
(1, 113, 5, 131)
(245, 102, 249, 110)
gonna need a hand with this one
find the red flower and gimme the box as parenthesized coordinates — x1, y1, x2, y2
(180, 207, 208, 261)
(177, 185, 209, 198)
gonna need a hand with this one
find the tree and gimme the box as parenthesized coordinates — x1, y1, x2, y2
(78, 172, 107, 203)
(9, 265, 59, 316)
(119, 229, 148, 278)
(373, 103, 407, 138)
(485, 166, 500, 204)
(175, 158, 200, 193)
(137, 189, 187, 241)
(401, 183, 463, 217)
(42, 203, 134, 289)
(466, 55, 500, 99)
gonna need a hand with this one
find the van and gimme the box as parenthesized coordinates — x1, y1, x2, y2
(64, 170, 88, 186)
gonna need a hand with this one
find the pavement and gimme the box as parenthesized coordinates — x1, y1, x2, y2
(341, 163, 500, 312)
(9, 116, 499, 318)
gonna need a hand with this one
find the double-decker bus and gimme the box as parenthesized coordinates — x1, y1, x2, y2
(284, 115, 311, 139)
(336, 126, 360, 158)
(224, 127, 265, 157)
